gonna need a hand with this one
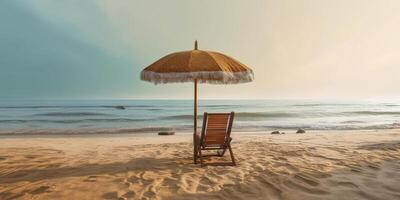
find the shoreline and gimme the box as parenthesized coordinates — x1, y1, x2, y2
(1, 129, 399, 148)
(1, 127, 400, 137)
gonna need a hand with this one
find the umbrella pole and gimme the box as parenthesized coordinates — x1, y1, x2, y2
(193, 79, 198, 164)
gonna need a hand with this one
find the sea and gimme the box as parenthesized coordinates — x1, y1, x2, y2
(0, 99, 399, 135)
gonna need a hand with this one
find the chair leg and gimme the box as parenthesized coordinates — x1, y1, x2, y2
(228, 145, 236, 166)
(193, 135, 199, 164)
(219, 138, 232, 157)
(199, 148, 204, 167)
(217, 148, 227, 157)
(194, 134, 201, 164)
(194, 142, 198, 164)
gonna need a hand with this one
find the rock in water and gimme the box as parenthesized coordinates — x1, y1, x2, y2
(114, 106, 126, 110)
(158, 131, 175, 136)
(271, 131, 280, 134)
(296, 129, 306, 134)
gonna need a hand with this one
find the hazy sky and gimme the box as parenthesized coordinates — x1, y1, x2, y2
(1, 0, 400, 100)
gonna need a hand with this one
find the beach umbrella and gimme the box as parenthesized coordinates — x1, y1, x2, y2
(140, 41, 254, 163)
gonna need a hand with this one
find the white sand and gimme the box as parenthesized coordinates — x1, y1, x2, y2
(0, 130, 399, 200)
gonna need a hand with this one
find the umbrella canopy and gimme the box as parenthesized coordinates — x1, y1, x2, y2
(140, 41, 254, 164)
(141, 41, 254, 84)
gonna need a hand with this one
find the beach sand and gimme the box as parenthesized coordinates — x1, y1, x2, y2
(0, 130, 399, 200)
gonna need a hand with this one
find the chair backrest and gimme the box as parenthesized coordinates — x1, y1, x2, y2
(200, 112, 234, 147)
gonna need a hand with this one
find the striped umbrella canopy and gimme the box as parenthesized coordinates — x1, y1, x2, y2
(140, 41, 254, 163)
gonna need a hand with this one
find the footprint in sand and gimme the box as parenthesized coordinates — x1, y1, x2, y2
(367, 163, 381, 170)
(346, 164, 363, 173)
(306, 171, 332, 179)
(293, 173, 320, 187)
(29, 186, 52, 195)
(102, 191, 118, 199)
(255, 175, 283, 197)
(272, 162, 299, 173)
(24, 155, 39, 159)
(0, 192, 25, 200)
(382, 184, 400, 193)
(327, 180, 359, 189)
(254, 164, 266, 172)
(126, 176, 141, 184)
(197, 176, 216, 192)
(160, 177, 179, 188)
(283, 179, 329, 195)
(84, 175, 98, 182)
(121, 191, 135, 198)
(143, 187, 157, 199)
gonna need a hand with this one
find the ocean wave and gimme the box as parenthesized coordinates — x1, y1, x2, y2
(0, 105, 103, 109)
(0, 127, 181, 135)
(382, 104, 399, 107)
(2, 123, 400, 136)
(32, 112, 113, 117)
(102, 105, 155, 109)
(0, 105, 154, 109)
(161, 112, 298, 120)
(341, 120, 365, 124)
(236, 112, 298, 118)
(161, 115, 195, 120)
(346, 111, 400, 115)
(199, 105, 240, 108)
(364, 123, 400, 129)
(292, 103, 359, 107)
(235, 122, 400, 131)
(0, 118, 147, 124)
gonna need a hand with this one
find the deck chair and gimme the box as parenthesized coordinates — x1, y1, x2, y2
(195, 112, 236, 166)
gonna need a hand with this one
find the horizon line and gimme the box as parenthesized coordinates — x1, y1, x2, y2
(0, 97, 399, 101)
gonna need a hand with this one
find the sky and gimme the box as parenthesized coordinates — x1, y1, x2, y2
(1, 0, 400, 100)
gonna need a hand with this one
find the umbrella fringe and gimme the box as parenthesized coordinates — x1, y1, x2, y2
(140, 70, 254, 85)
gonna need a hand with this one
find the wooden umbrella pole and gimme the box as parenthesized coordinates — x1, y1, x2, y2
(194, 79, 198, 134)
(193, 79, 198, 164)
(193, 41, 199, 164)
(194, 41, 198, 135)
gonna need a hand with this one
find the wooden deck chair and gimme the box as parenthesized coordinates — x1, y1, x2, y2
(195, 112, 236, 166)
